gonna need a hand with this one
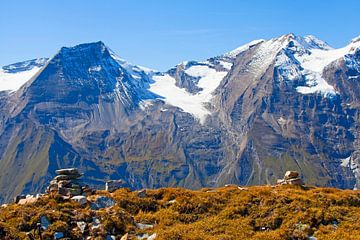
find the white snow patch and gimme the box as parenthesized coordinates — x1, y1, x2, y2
(295, 39, 360, 96)
(150, 65, 227, 123)
(341, 157, 351, 167)
(88, 65, 102, 72)
(0, 67, 41, 91)
(219, 60, 233, 70)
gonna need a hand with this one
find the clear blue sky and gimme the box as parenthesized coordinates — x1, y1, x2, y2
(1, 0, 359, 71)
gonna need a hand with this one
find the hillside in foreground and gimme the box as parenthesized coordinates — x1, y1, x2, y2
(0, 185, 359, 240)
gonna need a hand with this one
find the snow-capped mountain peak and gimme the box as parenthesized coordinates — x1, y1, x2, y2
(301, 35, 333, 50)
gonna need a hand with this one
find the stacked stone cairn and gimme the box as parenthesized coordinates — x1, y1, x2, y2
(47, 168, 90, 197)
(276, 171, 304, 186)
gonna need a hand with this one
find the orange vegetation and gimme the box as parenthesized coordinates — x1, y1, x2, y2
(0, 185, 359, 239)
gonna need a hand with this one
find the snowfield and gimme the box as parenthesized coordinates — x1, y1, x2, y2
(150, 64, 228, 123)
(295, 36, 360, 96)
(0, 66, 42, 91)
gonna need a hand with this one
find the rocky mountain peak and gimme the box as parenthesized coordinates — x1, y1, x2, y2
(58, 41, 108, 57)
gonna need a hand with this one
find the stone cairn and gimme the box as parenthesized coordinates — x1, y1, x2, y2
(46, 168, 91, 197)
(276, 171, 304, 186)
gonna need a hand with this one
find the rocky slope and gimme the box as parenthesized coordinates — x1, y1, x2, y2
(0, 34, 359, 203)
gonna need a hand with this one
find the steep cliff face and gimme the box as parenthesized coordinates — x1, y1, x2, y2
(0, 34, 359, 203)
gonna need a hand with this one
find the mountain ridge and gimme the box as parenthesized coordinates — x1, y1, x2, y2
(0, 33, 359, 203)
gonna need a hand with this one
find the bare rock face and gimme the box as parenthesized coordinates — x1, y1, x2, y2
(0, 34, 359, 203)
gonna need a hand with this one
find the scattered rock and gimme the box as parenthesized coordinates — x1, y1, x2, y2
(13, 195, 26, 203)
(71, 196, 87, 206)
(18, 195, 38, 205)
(54, 232, 64, 239)
(136, 222, 154, 230)
(76, 221, 87, 233)
(91, 196, 116, 210)
(137, 233, 157, 240)
(40, 215, 51, 230)
(105, 180, 125, 192)
(90, 217, 101, 230)
(148, 233, 157, 240)
(82, 185, 94, 196)
(224, 184, 237, 187)
(120, 233, 129, 240)
(136, 189, 147, 198)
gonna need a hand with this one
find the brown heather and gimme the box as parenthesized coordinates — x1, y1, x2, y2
(0, 185, 359, 239)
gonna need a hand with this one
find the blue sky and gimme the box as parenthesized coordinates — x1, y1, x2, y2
(1, 0, 359, 71)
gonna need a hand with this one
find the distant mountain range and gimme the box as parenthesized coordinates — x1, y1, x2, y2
(0, 33, 359, 203)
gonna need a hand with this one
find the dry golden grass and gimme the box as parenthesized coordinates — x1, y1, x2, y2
(0, 185, 359, 239)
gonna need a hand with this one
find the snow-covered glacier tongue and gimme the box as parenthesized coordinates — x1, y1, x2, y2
(0, 58, 48, 91)
(148, 40, 265, 123)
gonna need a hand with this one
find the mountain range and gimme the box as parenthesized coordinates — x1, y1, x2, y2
(0, 33, 359, 203)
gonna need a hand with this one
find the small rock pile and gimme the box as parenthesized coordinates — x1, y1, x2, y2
(277, 171, 304, 186)
(47, 168, 89, 196)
